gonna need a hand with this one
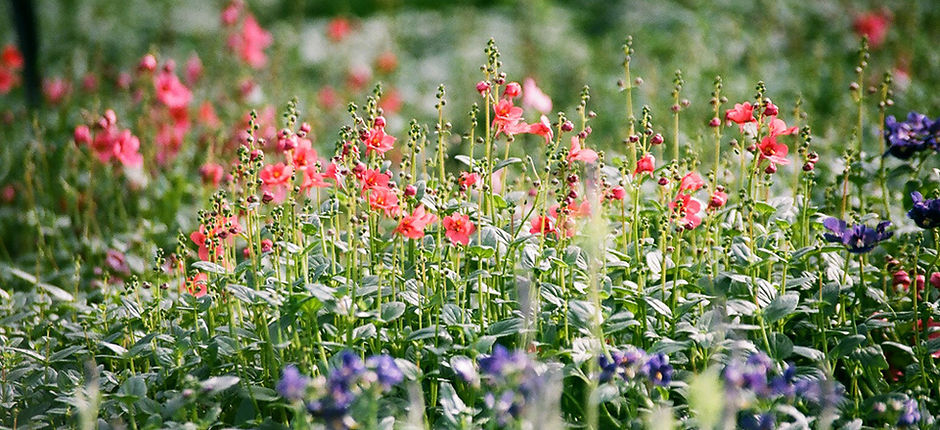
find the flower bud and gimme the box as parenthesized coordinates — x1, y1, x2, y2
(893, 270, 911, 288)
(261, 239, 273, 253)
(262, 191, 274, 204)
(475, 81, 490, 94)
(658, 177, 669, 186)
(651, 133, 664, 145)
(764, 164, 777, 174)
(764, 102, 779, 117)
(561, 121, 574, 132)
(709, 117, 721, 127)
(503, 82, 521, 98)
(373, 116, 386, 128)
(74, 125, 91, 146)
(404, 185, 417, 197)
(138, 54, 157, 72)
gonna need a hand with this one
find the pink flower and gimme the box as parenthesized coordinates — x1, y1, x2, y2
(301, 168, 331, 191)
(198, 101, 220, 128)
(395, 205, 437, 239)
(221, 0, 243, 26)
(459, 172, 480, 189)
(670, 193, 703, 230)
(138, 54, 157, 72)
(184, 273, 209, 298)
(327, 17, 352, 42)
(568, 136, 598, 164)
(767, 117, 797, 138)
(154, 68, 192, 109)
(363, 127, 396, 155)
(526, 115, 554, 144)
(292, 138, 319, 170)
(493, 98, 524, 138)
(318, 86, 339, 110)
(74, 125, 91, 146)
(529, 216, 555, 236)
(758, 136, 790, 167)
(634, 153, 655, 176)
(725, 102, 755, 125)
(368, 186, 400, 217)
(260, 163, 293, 201)
(678, 172, 704, 194)
(503, 82, 522, 99)
(359, 168, 391, 193)
(607, 186, 626, 201)
(200, 163, 225, 187)
(443, 213, 475, 246)
(190, 215, 241, 262)
(375, 51, 398, 74)
(853, 11, 890, 48)
(43, 77, 70, 104)
(228, 14, 272, 69)
(2, 44, 23, 69)
(112, 130, 143, 168)
(185, 54, 203, 84)
(522, 78, 552, 114)
(708, 190, 728, 211)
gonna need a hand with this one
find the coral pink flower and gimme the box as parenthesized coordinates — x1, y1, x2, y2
(74, 125, 91, 146)
(767, 117, 797, 138)
(568, 136, 598, 164)
(634, 153, 655, 176)
(670, 193, 703, 230)
(526, 115, 554, 144)
(375, 51, 398, 74)
(708, 190, 728, 211)
(327, 17, 352, 42)
(725, 102, 755, 125)
(112, 130, 143, 168)
(346, 65, 371, 91)
(459, 172, 480, 189)
(363, 127, 396, 155)
(678, 172, 704, 194)
(138, 54, 157, 72)
(228, 14, 272, 69)
(379, 88, 402, 114)
(2, 44, 23, 69)
(758, 136, 790, 167)
(503, 82, 521, 99)
(522, 78, 552, 114)
(183, 273, 209, 298)
(443, 213, 475, 246)
(200, 163, 225, 187)
(853, 11, 890, 48)
(395, 205, 438, 239)
(43, 77, 70, 104)
(198, 101, 220, 128)
(359, 169, 391, 193)
(493, 98, 524, 138)
(260, 163, 293, 201)
(185, 54, 203, 84)
(369, 186, 400, 216)
(221, 0, 243, 26)
(301, 168, 331, 191)
(607, 186, 626, 201)
(190, 215, 241, 261)
(529, 216, 555, 235)
(318, 86, 339, 110)
(154, 68, 192, 110)
(292, 138, 319, 170)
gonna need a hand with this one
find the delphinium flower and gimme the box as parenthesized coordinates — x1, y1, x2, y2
(908, 192, 940, 229)
(477, 345, 546, 426)
(884, 112, 938, 159)
(822, 217, 892, 253)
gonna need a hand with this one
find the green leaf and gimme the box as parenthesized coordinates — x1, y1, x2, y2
(644, 296, 672, 318)
(492, 157, 522, 173)
(488, 318, 524, 337)
(353, 323, 376, 341)
(763, 293, 798, 323)
(192, 261, 228, 275)
(202, 375, 240, 394)
(381, 302, 406, 322)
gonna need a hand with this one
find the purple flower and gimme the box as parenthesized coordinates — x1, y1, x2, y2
(898, 399, 921, 427)
(479, 344, 513, 377)
(822, 217, 892, 254)
(641, 353, 673, 386)
(739, 412, 775, 430)
(451, 356, 478, 383)
(885, 112, 935, 159)
(909, 192, 940, 229)
(277, 365, 309, 402)
(366, 354, 403, 390)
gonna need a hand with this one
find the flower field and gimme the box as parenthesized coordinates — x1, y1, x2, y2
(1, 1, 940, 429)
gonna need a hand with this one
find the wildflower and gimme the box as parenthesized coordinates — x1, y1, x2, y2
(758, 136, 790, 168)
(529, 216, 555, 235)
(641, 353, 673, 386)
(359, 169, 391, 193)
(112, 130, 143, 168)
(897, 399, 921, 427)
(930, 272, 940, 289)
(853, 11, 890, 48)
(568, 136, 598, 164)
(475, 80, 491, 95)
(154, 67, 192, 110)
(74, 125, 91, 146)
(183, 272, 209, 298)
(185, 54, 203, 84)
(366, 355, 403, 390)
(884, 113, 936, 159)
(607, 186, 626, 201)
(452, 356, 479, 384)
(292, 138, 319, 170)
(503, 82, 521, 99)
(822, 217, 892, 254)
(459, 172, 480, 189)
(301, 168, 331, 191)
(634, 153, 655, 176)
(522, 78, 552, 114)
(908, 191, 940, 229)
(43, 77, 70, 104)
(2, 44, 23, 69)
(525, 115, 554, 144)
(443, 213, 476, 246)
(260, 163, 293, 201)
(363, 127, 396, 155)
(493, 98, 524, 138)
(199, 163, 225, 187)
(708, 189, 728, 210)
(368, 186, 399, 216)
(138, 54, 157, 72)
(277, 365, 309, 402)
(725, 102, 755, 125)
(670, 193, 703, 230)
(327, 17, 352, 42)
(395, 205, 437, 239)
(260, 239, 274, 253)
(228, 14, 272, 69)
(678, 172, 704, 194)
(220, 0, 242, 26)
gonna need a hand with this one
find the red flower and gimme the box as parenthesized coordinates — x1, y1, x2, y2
(522, 78, 552, 114)
(369, 186, 400, 217)
(634, 153, 655, 176)
(529, 216, 555, 235)
(758, 136, 790, 168)
(708, 190, 728, 211)
(493, 98, 524, 138)
(568, 136, 598, 164)
(767, 117, 797, 138)
(260, 162, 293, 202)
(459, 172, 480, 189)
(607, 186, 626, 201)
(669, 193, 703, 230)
(363, 127, 396, 155)
(443, 213, 476, 246)
(327, 17, 352, 42)
(395, 205, 437, 239)
(228, 14, 272, 69)
(183, 273, 209, 298)
(853, 11, 890, 48)
(725, 102, 755, 124)
(301, 168, 331, 191)
(2, 44, 23, 69)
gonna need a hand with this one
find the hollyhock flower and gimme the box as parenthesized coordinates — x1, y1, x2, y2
(200, 163, 225, 187)
(459, 172, 480, 189)
(112, 130, 143, 168)
(725, 102, 756, 125)
(301, 168, 331, 191)
(43, 77, 70, 104)
(897, 399, 921, 427)
(493, 98, 524, 138)
(154, 68, 192, 110)
(318, 85, 339, 111)
(822, 217, 892, 254)
(229, 14, 272, 69)
(138, 54, 157, 72)
(277, 365, 309, 402)
(183, 272, 209, 298)
(368, 186, 400, 216)
(2, 44, 23, 69)
(568, 136, 598, 164)
(522, 78, 552, 114)
(292, 138, 319, 170)
(853, 11, 890, 48)
(525, 115, 553, 144)
(359, 169, 390, 193)
(379, 88, 403, 114)
(529, 216, 555, 235)
(395, 205, 437, 239)
(908, 192, 940, 229)
(443, 213, 476, 246)
(670, 193, 703, 230)
(346, 65, 371, 91)
(634, 153, 655, 176)
(198, 101, 220, 128)
(363, 127, 396, 155)
(758, 136, 790, 167)
(767, 117, 797, 137)
(678, 172, 704, 194)
(260, 163, 293, 201)
(155, 122, 186, 164)
(641, 353, 673, 386)
(503, 82, 521, 99)
(607, 186, 626, 201)
(74, 125, 91, 146)
(220, 0, 242, 26)
(327, 17, 352, 42)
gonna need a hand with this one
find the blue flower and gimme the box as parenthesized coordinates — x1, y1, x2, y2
(898, 399, 921, 427)
(641, 353, 673, 386)
(366, 354, 403, 390)
(479, 344, 513, 377)
(740, 412, 775, 430)
(908, 192, 940, 229)
(276, 365, 309, 402)
(823, 217, 892, 253)
(885, 112, 935, 159)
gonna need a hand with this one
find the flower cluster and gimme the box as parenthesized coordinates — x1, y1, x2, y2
(451, 345, 547, 426)
(0, 44, 23, 94)
(73, 110, 143, 168)
(222, 0, 273, 69)
(908, 191, 940, 229)
(822, 217, 892, 254)
(277, 351, 404, 427)
(884, 112, 940, 159)
(598, 346, 673, 387)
